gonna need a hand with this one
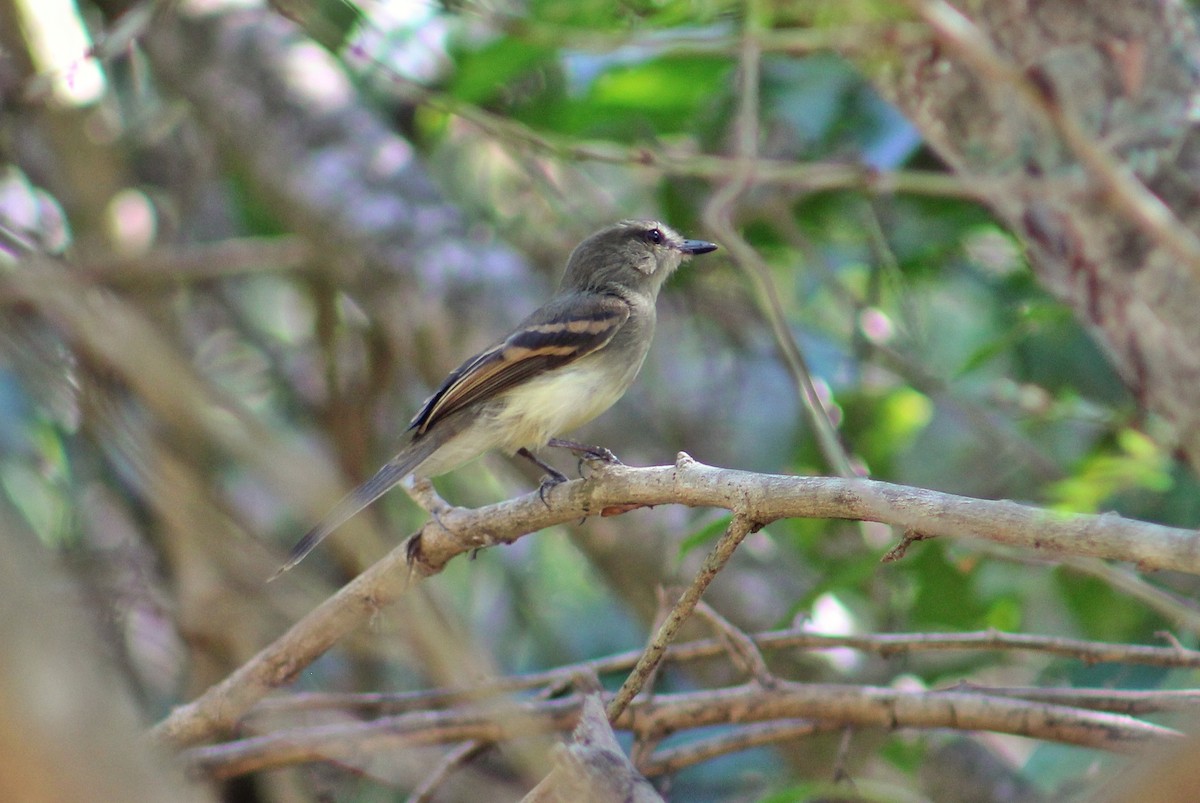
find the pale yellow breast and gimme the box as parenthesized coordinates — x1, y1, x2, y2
(490, 351, 643, 454)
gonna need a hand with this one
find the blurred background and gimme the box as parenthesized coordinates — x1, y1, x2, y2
(2, 0, 1198, 801)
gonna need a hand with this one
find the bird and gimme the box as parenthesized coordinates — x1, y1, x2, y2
(275, 219, 718, 575)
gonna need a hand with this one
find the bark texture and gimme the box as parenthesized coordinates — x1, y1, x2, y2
(873, 0, 1200, 472)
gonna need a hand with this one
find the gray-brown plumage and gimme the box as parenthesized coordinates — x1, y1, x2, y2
(275, 220, 717, 576)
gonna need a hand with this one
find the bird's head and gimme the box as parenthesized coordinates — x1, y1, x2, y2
(560, 219, 718, 296)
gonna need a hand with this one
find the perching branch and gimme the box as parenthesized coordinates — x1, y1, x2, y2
(153, 452, 1200, 747)
(408, 453, 1200, 576)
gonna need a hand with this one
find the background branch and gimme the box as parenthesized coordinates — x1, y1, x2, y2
(185, 681, 1178, 778)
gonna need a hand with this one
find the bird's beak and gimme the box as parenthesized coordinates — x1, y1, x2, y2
(681, 239, 718, 255)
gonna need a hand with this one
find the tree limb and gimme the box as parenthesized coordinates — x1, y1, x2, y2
(249, 627, 1200, 722)
(183, 683, 1178, 778)
(152, 452, 1200, 747)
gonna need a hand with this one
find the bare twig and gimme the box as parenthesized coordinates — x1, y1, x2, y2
(627, 681, 1178, 751)
(406, 656, 597, 801)
(693, 600, 776, 688)
(973, 543, 1200, 635)
(702, 5, 858, 479)
(481, 14, 930, 59)
(362, 66, 978, 201)
(607, 513, 757, 720)
(151, 546, 420, 746)
(251, 625, 1200, 721)
(945, 683, 1200, 715)
(1060, 556, 1200, 635)
(187, 696, 581, 779)
(880, 528, 935, 562)
(405, 742, 490, 803)
(831, 727, 856, 784)
(637, 720, 837, 777)
(75, 237, 312, 284)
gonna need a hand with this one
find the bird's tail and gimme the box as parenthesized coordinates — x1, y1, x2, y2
(271, 434, 443, 579)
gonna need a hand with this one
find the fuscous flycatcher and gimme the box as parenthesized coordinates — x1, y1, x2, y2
(277, 219, 717, 573)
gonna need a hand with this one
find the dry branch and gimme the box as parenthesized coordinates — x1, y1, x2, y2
(409, 454, 1200, 576)
(249, 626, 1200, 722)
(183, 682, 1178, 778)
(153, 452, 1200, 747)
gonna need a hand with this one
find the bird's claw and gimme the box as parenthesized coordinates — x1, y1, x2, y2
(538, 471, 568, 507)
(582, 446, 620, 464)
(572, 446, 620, 478)
(547, 438, 622, 467)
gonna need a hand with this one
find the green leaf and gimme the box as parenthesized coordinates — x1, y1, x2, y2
(1053, 568, 1153, 642)
(676, 514, 732, 560)
(448, 37, 556, 105)
(536, 55, 731, 138)
(903, 543, 988, 629)
(1049, 428, 1173, 513)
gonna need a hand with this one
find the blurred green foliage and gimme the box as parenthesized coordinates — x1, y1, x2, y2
(345, 3, 1198, 797)
(3, 0, 1198, 800)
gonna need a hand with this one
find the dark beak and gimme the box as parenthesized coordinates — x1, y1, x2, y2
(681, 238, 718, 255)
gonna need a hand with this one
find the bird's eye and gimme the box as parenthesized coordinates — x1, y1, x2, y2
(644, 228, 664, 245)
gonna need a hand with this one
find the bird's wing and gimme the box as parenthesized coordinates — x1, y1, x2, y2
(273, 294, 630, 578)
(409, 293, 631, 435)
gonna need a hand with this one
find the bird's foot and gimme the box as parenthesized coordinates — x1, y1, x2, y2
(547, 438, 622, 473)
(517, 447, 570, 507)
(537, 471, 569, 506)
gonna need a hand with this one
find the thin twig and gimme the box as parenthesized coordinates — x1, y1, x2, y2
(636, 720, 837, 777)
(1060, 556, 1200, 635)
(251, 625, 1200, 721)
(75, 237, 312, 284)
(973, 542, 1200, 636)
(701, 1, 858, 479)
(351, 42, 980, 201)
(405, 742, 490, 803)
(693, 600, 776, 688)
(607, 513, 757, 720)
(481, 14, 931, 58)
(945, 683, 1200, 715)
(831, 726, 856, 785)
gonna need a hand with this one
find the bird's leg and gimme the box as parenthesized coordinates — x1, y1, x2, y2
(547, 437, 622, 468)
(517, 447, 569, 506)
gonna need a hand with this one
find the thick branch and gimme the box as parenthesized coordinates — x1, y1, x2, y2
(872, 0, 1200, 470)
(629, 681, 1177, 750)
(153, 453, 1198, 747)
(408, 454, 1200, 575)
(184, 683, 1177, 778)
(949, 684, 1200, 715)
